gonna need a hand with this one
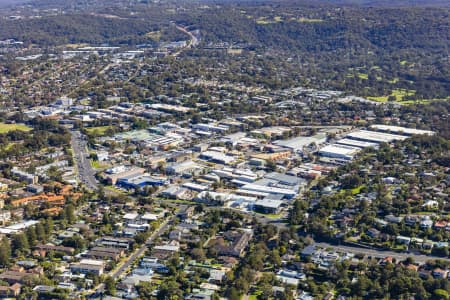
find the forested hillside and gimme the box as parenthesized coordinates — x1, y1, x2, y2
(180, 4, 449, 99)
(0, 0, 448, 100)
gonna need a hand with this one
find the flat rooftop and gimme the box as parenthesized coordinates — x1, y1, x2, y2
(274, 133, 327, 150)
(346, 130, 408, 143)
(370, 124, 435, 136)
(336, 138, 378, 149)
(319, 144, 361, 156)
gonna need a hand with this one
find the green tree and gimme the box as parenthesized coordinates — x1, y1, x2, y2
(62, 236, 85, 251)
(0, 238, 11, 266)
(12, 233, 29, 254)
(44, 217, 54, 235)
(104, 276, 116, 296)
(157, 279, 182, 300)
(35, 223, 47, 242)
(64, 204, 76, 224)
(26, 226, 37, 247)
(226, 287, 240, 300)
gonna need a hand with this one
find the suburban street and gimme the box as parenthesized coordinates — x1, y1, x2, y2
(88, 207, 183, 296)
(204, 205, 450, 265)
(316, 242, 450, 264)
(71, 130, 98, 190)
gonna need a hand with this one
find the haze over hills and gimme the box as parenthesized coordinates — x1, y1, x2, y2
(0, 0, 29, 7)
(320, 0, 450, 6)
(2, 0, 450, 9)
(0, 0, 448, 298)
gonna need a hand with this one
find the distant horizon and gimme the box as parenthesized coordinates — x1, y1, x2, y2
(0, 0, 449, 9)
(0, 0, 29, 7)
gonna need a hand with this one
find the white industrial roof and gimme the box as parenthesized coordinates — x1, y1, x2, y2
(123, 213, 139, 220)
(201, 151, 236, 164)
(239, 183, 296, 196)
(346, 130, 408, 143)
(336, 138, 378, 149)
(141, 213, 159, 221)
(319, 144, 361, 156)
(370, 124, 434, 136)
(255, 199, 284, 208)
(274, 133, 327, 150)
(79, 259, 105, 266)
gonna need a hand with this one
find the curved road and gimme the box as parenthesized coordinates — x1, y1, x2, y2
(173, 25, 198, 57)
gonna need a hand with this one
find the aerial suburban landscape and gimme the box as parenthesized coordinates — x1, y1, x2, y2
(0, 0, 448, 299)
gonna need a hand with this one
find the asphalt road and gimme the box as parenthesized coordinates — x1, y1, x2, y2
(71, 130, 98, 190)
(173, 25, 198, 57)
(203, 206, 449, 264)
(111, 216, 173, 281)
(316, 242, 450, 264)
(89, 207, 183, 296)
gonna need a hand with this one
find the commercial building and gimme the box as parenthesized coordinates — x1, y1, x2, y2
(335, 138, 378, 149)
(253, 199, 284, 214)
(150, 103, 191, 114)
(274, 133, 327, 152)
(116, 174, 168, 189)
(346, 130, 408, 144)
(318, 144, 361, 161)
(193, 123, 229, 133)
(104, 167, 145, 185)
(160, 185, 191, 200)
(199, 151, 236, 165)
(166, 160, 203, 176)
(237, 183, 296, 199)
(370, 125, 435, 136)
(251, 126, 291, 138)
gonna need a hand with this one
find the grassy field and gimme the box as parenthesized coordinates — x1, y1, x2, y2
(227, 48, 243, 55)
(91, 160, 109, 169)
(256, 17, 283, 24)
(79, 98, 91, 105)
(297, 17, 323, 23)
(145, 31, 161, 41)
(368, 88, 416, 103)
(0, 123, 32, 134)
(4, 142, 16, 150)
(351, 185, 366, 195)
(85, 126, 112, 136)
(105, 186, 129, 195)
(255, 212, 282, 219)
(357, 73, 368, 80)
(64, 43, 89, 48)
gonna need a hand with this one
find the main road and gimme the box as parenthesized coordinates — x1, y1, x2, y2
(315, 242, 450, 264)
(71, 130, 98, 190)
(194, 205, 450, 265)
(172, 25, 198, 57)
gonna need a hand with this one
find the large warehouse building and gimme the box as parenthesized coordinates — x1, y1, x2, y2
(370, 125, 435, 136)
(318, 144, 361, 161)
(346, 130, 409, 144)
